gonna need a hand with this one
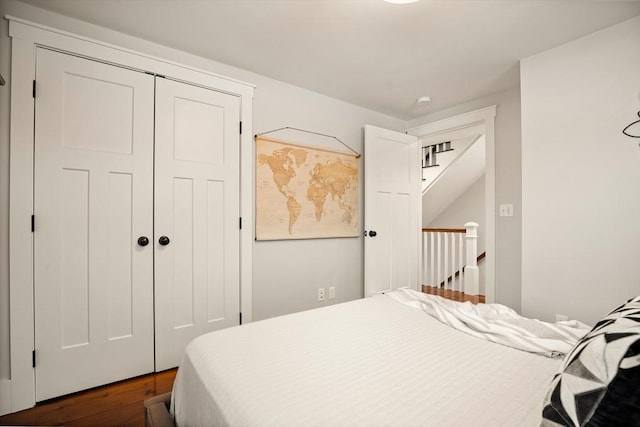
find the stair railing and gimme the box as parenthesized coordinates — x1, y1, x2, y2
(422, 222, 480, 295)
(421, 140, 453, 169)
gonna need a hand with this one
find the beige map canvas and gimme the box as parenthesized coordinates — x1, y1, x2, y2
(256, 137, 359, 240)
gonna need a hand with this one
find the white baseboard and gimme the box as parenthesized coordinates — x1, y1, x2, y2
(0, 378, 11, 416)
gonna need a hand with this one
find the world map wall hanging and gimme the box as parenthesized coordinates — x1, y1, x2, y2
(255, 136, 359, 240)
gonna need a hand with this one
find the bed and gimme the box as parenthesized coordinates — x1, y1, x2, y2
(148, 289, 640, 427)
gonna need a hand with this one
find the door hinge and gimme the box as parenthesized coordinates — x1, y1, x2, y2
(239, 217, 242, 230)
(32, 350, 36, 368)
(239, 121, 242, 135)
(239, 312, 242, 325)
(31, 215, 35, 232)
(32, 80, 36, 98)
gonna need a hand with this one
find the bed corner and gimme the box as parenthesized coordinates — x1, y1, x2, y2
(144, 392, 175, 427)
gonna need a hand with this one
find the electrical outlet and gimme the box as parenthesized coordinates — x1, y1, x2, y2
(329, 286, 336, 299)
(499, 204, 514, 217)
(318, 288, 325, 301)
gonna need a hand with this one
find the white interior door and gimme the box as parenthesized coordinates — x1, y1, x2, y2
(364, 125, 421, 297)
(154, 78, 241, 371)
(34, 48, 155, 401)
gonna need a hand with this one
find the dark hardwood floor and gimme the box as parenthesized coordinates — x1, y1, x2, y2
(0, 369, 177, 427)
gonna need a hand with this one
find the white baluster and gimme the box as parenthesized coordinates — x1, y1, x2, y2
(458, 233, 464, 292)
(450, 232, 455, 291)
(420, 231, 427, 288)
(429, 233, 435, 287)
(436, 232, 442, 288)
(443, 232, 449, 289)
(451, 232, 457, 291)
(464, 222, 480, 295)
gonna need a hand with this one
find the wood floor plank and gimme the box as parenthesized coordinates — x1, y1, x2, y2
(70, 401, 145, 427)
(0, 369, 176, 426)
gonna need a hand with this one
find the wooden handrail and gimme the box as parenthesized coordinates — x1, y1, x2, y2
(422, 228, 466, 233)
(436, 251, 486, 287)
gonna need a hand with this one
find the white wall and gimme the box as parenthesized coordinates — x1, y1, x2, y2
(0, 0, 405, 396)
(426, 175, 486, 254)
(521, 17, 640, 325)
(408, 85, 522, 311)
(250, 82, 405, 321)
(422, 137, 485, 226)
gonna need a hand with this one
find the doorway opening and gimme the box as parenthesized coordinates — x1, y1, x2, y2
(406, 106, 496, 302)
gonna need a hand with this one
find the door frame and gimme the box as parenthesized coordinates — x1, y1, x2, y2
(6, 16, 254, 413)
(406, 105, 497, 303)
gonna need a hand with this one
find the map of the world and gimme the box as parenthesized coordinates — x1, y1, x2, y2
(255, 137, 359, 240)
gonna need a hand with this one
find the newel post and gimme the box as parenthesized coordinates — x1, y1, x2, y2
(464, 222, 479, 295)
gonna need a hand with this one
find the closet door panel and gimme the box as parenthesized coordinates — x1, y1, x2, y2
(34, 48, 155, 401)
(206, 180, 226, 321)
(154, 78, 241, 371)
(172, 177, 195, 328)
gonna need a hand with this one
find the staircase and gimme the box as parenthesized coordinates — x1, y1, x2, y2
(422, 135, 483, 194)
(421, 135, 485, 227)
(422, 141, 453, 170)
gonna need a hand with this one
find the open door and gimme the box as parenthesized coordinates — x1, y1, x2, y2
(364, 125, 421, 297)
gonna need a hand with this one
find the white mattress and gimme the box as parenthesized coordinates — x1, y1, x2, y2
(172, 293, 561, 427)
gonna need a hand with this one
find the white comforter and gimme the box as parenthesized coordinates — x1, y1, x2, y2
(388, 288, 590, 358)
(172, 292, 566, 427)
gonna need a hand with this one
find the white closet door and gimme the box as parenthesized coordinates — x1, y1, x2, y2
(363, 125, 421, 297)
(154, 78, 241, 370)
(34, 48, 155, 401)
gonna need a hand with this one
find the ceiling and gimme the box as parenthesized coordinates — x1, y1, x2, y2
(15, 0, 640, 120)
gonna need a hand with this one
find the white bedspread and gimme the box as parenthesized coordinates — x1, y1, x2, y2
(388, 288, 590, 358)
(172, 292, 564, 427)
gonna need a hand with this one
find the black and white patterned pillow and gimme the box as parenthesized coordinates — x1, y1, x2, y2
(541, 296, 640, 427)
